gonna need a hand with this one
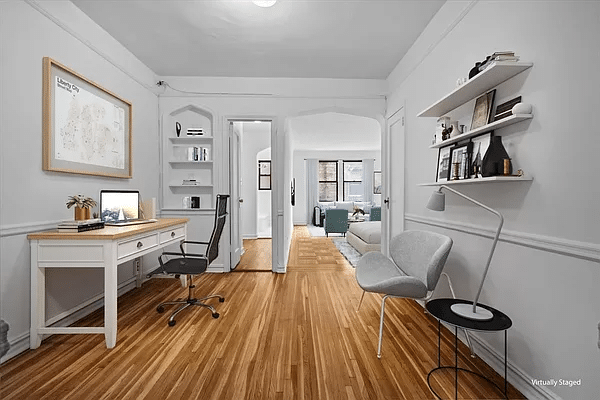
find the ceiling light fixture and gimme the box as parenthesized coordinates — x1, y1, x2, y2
(252, 0, 277, 7)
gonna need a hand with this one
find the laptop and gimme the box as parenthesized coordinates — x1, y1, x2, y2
(99, 190, 157, 226)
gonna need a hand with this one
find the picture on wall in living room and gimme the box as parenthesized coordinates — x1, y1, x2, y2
(373, 171, 382, 194)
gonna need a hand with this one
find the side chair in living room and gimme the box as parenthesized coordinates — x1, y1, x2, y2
(148, 194, 229, 326)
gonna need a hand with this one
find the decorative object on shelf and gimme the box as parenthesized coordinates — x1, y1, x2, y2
(449, 142, 472, 180)
(468, 62, 482, 79)
(66, 194, 97, 220)
(436, 146, 452, 183)
(291, 178, 296, 206)
(191, 196, 201, 209)
(175, 122, 181, 137)
(493, 96, 522, 121)
(482, 135, 510, 177)
(511, 102, 532, 115)
(469, 132, 492, 179)
(503, 159, 513, 175)
(470, 89, 496, 130)
(426, 185, 504, 320)
(373, 171, 382, 194)
(436, 116, 450, 144)
(449, 121, 462, 138)
(42, 58, 132, 179)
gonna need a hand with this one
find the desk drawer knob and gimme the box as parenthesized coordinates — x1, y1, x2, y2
(171, 232, 176, 238)
(137, 241, 143, 249)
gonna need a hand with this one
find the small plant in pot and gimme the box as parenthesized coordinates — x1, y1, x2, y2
(66, 195, 97, 220)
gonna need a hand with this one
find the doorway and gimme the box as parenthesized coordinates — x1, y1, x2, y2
(229, 120, 272, 271)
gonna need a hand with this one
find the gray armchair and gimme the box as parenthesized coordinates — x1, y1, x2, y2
(324, 209, 348, 237)
(355, 230, 453, 358)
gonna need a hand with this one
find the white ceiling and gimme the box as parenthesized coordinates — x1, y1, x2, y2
(71, 0, 445, 79)
(290, 112, 381, 151)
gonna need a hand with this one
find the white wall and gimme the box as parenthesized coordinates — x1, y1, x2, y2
(0, 1, 160, 361)
(293, 150, 381, 225)
(386, 1, 600, 399)
(238, 122, 271, 239)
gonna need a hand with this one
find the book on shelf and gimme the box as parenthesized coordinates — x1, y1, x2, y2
(58, 218, 101, 226)
(187, 127, 204, 136)
(182, 179, 198, 186)
(492, 55, 520, 62)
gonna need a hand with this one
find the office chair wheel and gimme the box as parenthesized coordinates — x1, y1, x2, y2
(168, 319, 176, 327)
(219, 297, 225, 303)
(157, 305, 165, 313)
(212, 313, 219, 319)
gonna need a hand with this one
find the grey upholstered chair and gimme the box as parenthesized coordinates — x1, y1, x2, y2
(356, 230, 453, 358)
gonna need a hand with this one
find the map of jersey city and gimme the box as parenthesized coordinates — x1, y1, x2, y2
(54, 76, 125, 169)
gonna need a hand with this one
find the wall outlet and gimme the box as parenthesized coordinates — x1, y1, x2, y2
(134, 259, 140, 274)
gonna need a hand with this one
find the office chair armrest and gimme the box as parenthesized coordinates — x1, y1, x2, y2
(158, 251, 207, 268)
(179, 240, 209, 253)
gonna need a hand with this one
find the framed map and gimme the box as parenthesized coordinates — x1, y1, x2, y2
(42, 57, 132, 178)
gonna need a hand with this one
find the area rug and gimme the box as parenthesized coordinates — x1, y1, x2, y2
(307, 224, 326, 237)
(331, 238, 362, 268)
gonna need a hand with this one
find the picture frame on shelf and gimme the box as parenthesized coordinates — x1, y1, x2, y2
(449, 142, 473, 180)
(470, 89, 496, 130)
(42, 57, 132, 178)
(469, 132, 493, 179)
(436, 145, 452, 183)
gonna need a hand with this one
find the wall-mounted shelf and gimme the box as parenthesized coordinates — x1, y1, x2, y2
(169, 161, 213, 166)
(162, 208, 215, 212)
(418, 176, 533, 186)
(169, 184, 213, 189)
(429, 114, 533, 148)
(418, 62, 533, 118)
(169, 137, 213, 144)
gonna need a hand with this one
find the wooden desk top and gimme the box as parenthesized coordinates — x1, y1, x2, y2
(27, 218, 189, 241)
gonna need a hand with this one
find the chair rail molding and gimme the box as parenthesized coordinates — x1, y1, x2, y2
(0, 220, 64, 238)
(405, 213, 600, 263)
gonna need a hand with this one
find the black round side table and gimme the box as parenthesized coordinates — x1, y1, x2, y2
(426, 298, 512, 400)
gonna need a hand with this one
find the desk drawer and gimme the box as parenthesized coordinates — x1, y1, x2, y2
(160, 226, 185, 244)
(118, 234, 158, 259)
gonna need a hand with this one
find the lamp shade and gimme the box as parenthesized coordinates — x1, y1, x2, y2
(426, 190, 445, 211)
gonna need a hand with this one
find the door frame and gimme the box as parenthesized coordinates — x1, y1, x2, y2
(226, 117, 277, 272)
(382, 106, 405, 257)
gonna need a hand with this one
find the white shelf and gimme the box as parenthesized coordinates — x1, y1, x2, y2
(418, 176, 533, 186)
(418, 62, 533, 117)
(169, 136, 213, 144)
(429, 114, 533, 148)
(162, 208, 215, 212)
(168, 161, 213, 166)
(169, 184, 213, 189)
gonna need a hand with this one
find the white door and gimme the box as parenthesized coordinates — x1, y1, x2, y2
(229, 122, 243, 270)
(383, 108, 405, 255)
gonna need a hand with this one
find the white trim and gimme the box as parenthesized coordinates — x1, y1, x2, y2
(405, 213, 600, 262)
(0, 220, 63, 238)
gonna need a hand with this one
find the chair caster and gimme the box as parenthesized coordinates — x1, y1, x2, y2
(157, 306, 164, 313)
(168, 319, 176, 327)
(212, 313, 219, 319)
(219, 297, 225, 303)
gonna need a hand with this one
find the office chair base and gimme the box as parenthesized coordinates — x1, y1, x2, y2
(157, 294, 225, 326)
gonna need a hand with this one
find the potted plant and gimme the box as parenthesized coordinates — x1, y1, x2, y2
(66, 194, 97, 220)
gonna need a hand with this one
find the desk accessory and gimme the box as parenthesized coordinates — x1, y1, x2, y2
(66, 195, 97, 220)
(426, 185, 504, 320)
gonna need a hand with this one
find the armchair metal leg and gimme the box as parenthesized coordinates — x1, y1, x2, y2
(377, 295, 391, 359)
(357, 290, 366, 312)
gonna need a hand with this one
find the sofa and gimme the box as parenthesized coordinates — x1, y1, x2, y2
(314, 201, 379, 226)
(347, 221, 381, 254)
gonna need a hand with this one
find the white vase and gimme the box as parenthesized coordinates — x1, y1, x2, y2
(449, 121, 462, 138)
(512, 103, 532, 114)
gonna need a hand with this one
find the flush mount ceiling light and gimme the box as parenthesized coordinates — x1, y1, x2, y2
(252, 0, 277, 7)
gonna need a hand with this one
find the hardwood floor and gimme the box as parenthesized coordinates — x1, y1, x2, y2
(0, 226, 524, 399)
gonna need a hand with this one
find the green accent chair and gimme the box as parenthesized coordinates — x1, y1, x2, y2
(370, 207, 381, 221)
(325, 209, 348, 237)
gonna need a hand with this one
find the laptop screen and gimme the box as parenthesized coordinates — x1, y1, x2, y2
(100, 190, 140, 222)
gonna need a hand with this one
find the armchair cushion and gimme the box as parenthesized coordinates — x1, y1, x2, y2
(335, 201, 354, 212)
(356, 252, 427, 298)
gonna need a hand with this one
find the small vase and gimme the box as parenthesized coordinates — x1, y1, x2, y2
(74, 207, 90, 220)
(482, 135, 510, 177)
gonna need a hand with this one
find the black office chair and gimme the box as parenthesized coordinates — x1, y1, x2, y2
(148, 194, 229, 326)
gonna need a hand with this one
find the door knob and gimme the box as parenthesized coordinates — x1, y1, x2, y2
(239, 199, 244, 203)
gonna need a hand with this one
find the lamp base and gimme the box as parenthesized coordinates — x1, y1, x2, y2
(451, 303, 493, 321)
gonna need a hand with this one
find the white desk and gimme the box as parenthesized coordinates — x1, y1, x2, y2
(28, 218, 188, 349)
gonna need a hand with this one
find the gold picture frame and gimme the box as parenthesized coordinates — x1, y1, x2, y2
(42, 57, 132, 178)
(470, 89, 496, 130)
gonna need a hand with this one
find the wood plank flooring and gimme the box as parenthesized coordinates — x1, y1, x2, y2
(0, 226, 524, 399)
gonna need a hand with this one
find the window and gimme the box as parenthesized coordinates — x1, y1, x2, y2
(318, 161, 337, 201)
(258, 160, 271, 190)
(343, 161, 364, 201)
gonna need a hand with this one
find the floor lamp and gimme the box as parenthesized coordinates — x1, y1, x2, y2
(426, 185, 504, 320)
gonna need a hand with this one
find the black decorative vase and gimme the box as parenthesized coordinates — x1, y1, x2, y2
(175, 122, 181, 137)
(469, 62, 482, 79)
(482, 135, 510, 177)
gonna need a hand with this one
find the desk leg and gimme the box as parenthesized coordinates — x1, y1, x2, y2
(30, 242, 44, 349)
(104, 243, 118, 348)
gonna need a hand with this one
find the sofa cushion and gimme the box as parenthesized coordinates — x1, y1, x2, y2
(335, 201, 354, 212)
(348, 221, 381, 244)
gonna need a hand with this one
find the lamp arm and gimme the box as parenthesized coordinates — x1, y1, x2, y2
(439, 185, 504, 313)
